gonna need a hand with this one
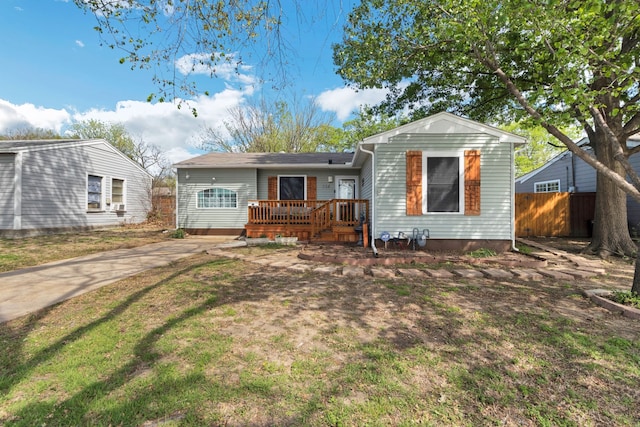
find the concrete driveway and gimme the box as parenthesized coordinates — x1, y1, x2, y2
(0, 237, 241, 323)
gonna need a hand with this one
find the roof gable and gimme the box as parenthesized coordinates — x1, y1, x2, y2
(0, 139, 152, 178)
(362, 112, 527, 145)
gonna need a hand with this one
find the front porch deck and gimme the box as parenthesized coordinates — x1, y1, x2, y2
(245, 199, 369, 242)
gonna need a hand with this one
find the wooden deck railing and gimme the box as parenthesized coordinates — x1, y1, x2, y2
(248, 199, 369, 233)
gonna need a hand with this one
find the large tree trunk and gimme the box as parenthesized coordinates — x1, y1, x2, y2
(586, 133, 637, 258)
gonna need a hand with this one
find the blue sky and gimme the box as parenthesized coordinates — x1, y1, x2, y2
(0, 0, 389, 163)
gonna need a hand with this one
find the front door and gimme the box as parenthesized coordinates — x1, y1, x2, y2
(335, 176, 358, 222)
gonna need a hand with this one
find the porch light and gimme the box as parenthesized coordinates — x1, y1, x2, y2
(328, 176, 333, 183)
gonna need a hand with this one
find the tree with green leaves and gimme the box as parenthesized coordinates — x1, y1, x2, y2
(334, 1, 640, 272)
(340, 107, 406, 151)
(0, 127, 63, 140)
(200, 97, 338, 153)
(504, 123, 582, 177)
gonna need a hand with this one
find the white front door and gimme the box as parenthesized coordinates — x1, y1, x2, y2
(335, 176, 358, 221)
(337, 177, 356, 199)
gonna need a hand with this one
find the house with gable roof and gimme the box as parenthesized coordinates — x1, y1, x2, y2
(0, 139, 152, 237)
(174, 112, 526, 251)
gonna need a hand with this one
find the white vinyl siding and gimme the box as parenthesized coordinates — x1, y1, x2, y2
(374, 134, 512, 240)
(0, 154, 15, 229)
(177, 168, 256, 229)
(14, 142, 151, 231)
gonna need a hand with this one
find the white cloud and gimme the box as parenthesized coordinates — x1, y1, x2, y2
(0, 100, 72, 133)
(75, 40, 85, 48)
(174, 53, 255, 85)
(316, 86, 391, 121)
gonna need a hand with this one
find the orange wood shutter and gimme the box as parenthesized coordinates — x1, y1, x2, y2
(268, 176, 277, 200)
(406, 151, 423, 215)
(464, 150, 481, 216)
(307, 176, 317, 200)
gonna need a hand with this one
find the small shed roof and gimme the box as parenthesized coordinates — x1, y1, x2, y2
(173, 152, 356, 169)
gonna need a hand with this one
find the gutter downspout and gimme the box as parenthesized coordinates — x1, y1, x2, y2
(359, 146, 378, 257)
(175, 168, 180, 230)
(511, 143, 519, 252)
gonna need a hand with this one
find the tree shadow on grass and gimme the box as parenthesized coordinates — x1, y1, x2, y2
(0, 258, 220, 403)
(2, 255, 640, 426)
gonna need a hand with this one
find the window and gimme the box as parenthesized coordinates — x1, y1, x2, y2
(87, 175, 103, 210)
(535, 180, 560, 193)
(406, 150, 480, 216)
(279, 176, 306, 200)
(425, 156, 462, 213)
(112, 178, 124, 204)
(197, 188, 237, 208)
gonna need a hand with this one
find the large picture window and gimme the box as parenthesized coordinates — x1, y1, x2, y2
(197, 188, 238, 209)
(87, 174, 103, 210)
(279, 176, 306, 200)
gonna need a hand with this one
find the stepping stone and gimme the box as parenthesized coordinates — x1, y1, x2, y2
(511, 268, 544, 281)
(453, 269, 485, 278)
(575, 266, 606, 275)
(251, 258, 274, 265)
(313, 265, 341, 275)
(536, 269, 574, 280)
(270, 260, 295, 268)
(400, 269, 427, 278)
(371, 268, 397, 279)
(554, 268, 596, 279)
(342, 266, 366, 277)
(287, 263, 312, 272)
(423, 269, 455, 279)
(481, 268, 514, 280)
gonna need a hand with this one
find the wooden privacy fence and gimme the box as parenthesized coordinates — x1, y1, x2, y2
(515, 192, 596, 237)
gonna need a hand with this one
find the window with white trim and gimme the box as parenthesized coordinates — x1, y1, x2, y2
(422, 153, 464, 213)
(197, 188, 238, 208)
(87, 174, 103, 211)
(534, 180, 560, 193)
(112, 178, 125, 204)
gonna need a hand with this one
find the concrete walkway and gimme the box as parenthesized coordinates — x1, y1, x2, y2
(0, 237, 237, 323)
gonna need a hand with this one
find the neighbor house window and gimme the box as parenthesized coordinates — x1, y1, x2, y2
(112, 178, 125, 204)
(87, 174, 103, 210)
(197, 188, 237, 208)
(279, 176, 306, 200)
(534, 180, 560, 193)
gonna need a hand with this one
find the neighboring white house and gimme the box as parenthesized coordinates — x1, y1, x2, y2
(0, 139, 153, 237)
(174, 112, 526, 251)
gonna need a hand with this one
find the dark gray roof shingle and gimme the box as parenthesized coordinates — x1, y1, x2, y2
(174, 152, 355, 168)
